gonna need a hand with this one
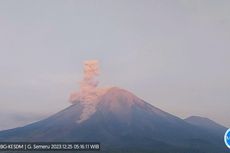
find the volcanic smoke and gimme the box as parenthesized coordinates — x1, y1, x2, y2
(69, 60, 109, 123)
(69, 60, 101, 103)
(80, 60, 99, 93)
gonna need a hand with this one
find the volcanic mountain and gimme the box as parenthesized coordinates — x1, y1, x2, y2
(185, 116, 227, 135)
(0, 87, 228, 153)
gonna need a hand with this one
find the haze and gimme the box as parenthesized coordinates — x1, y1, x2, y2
(0, 0, 229, 130)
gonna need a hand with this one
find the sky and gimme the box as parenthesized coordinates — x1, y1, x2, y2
(0, 0, 229, 130)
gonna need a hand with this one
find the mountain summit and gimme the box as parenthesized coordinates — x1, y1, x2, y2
(0, 87, 228, 153)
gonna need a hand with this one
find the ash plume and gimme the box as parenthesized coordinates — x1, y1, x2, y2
(80, 60, 99, 94)
(69, 60, 101, 103)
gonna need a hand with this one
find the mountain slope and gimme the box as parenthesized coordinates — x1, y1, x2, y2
(0, 87, 228, 153)
(185, 116, 227, 135)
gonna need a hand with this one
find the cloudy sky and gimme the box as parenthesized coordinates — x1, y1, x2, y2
(0, 0, 229, 130)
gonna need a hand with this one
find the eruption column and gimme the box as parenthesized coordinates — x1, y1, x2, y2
(70, 60, 100, 103)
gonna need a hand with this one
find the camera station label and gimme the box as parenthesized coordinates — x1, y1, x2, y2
(0, 142, 100, 151)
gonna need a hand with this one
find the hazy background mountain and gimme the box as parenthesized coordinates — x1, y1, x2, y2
(185, 116, 227, 134)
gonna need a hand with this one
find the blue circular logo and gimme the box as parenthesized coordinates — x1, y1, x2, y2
(224, 129, 230, 149)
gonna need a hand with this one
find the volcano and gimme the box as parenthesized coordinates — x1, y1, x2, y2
(0, 87, 228, 153)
